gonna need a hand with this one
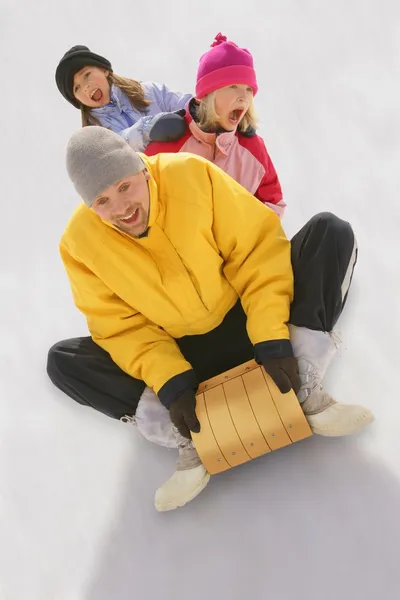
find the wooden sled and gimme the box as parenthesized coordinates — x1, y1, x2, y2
(192, 359, 312, 475)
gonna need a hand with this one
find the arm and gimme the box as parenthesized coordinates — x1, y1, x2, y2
(118, 83, 191, 150)
(60, 243, 197, 405)
(118, 114, 164, 152)
(239, 134, 286, 217)
(119, 81, 191, 150)
(255, 170, 287, 218)
(206, 161, 294, 362)
(148, 81, 192, 112)
(119, 109, 189, 152)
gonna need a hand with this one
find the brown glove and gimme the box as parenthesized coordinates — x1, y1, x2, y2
(169, 390, 201, 439)
(262, 356, 301, 395)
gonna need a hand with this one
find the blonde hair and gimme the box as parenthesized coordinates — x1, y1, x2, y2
(80, 73, 152, 127)
(195, 91, 258, 133)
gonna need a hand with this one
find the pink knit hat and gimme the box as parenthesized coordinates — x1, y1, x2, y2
(195, 33, 258, 99)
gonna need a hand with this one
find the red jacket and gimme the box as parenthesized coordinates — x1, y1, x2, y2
(145, 106, 286, 217)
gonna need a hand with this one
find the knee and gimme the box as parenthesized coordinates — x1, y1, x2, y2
(310, 212, 354, 242)
(46, 341, 69, 384)
(47, 343, 59, 380)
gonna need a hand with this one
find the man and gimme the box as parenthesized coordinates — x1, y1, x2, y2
(47, 127, 373, 511)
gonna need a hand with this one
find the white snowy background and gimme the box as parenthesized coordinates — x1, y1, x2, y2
(1, 1, 400, 599)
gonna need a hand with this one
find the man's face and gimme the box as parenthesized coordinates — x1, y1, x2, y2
(92, 171, 151, 237)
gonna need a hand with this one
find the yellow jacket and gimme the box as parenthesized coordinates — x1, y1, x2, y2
(60, 152, 293, 402)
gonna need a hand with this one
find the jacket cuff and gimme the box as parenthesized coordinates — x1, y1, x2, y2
(158, 369, 198, 408)
(254, 339, 293, 363)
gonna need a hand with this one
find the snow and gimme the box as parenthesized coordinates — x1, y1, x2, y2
(1, 1, 399, 598)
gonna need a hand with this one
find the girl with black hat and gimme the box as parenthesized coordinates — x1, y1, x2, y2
(55, 45, 191, 151)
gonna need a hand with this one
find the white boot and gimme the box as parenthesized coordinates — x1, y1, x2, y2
(289, 324, 374, 436)
(302, 391, 374, 436)
(154, 442, 210, 512)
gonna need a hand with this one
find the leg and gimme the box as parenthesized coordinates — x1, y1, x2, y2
(290, 211, 357, 331)
(47, 336, 209, 510)
(136, 390, 209, 512)
(289, 212, 357, 392)
(152, 302, 253, 511)
(47, 336, 145, 420)
(289, 212, 373, 435)
(47, 302, 253, 420)
(135, 387, 183, 448)
(136, 304, 252, 511)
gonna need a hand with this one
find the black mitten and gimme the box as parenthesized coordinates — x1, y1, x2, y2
(148, 110, 187, 142)
(262, 357, 301, 395)
(169, 389, 201, 439)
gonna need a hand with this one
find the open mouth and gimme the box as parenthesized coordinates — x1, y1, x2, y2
(120, 208, 139, 225)
(90, 88, 103, 103)
(228, 108, 244, 125)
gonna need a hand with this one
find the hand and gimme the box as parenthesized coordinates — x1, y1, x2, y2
(262, 357, 301, 395)
(169, 389, 201, 439)
(148, 110, 187, 143)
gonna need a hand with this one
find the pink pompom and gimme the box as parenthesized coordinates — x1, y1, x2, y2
(211, 32, 227, 47)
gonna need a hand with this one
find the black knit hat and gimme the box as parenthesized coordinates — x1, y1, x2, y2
(55, 45, 113, 108)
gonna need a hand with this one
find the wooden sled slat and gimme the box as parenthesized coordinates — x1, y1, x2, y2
(193, 393, 230, 474)
(193, 359, 312, 475)
(197, 360, 259, 393)
(261, 369, 313, 443)
(222, 376, 271, 459)
(203, 386, 250, 468)
(242, 368, 291, 451)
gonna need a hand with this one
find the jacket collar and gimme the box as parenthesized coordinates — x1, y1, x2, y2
(184, 98, 238, 156)
(91, 84, 130, 116)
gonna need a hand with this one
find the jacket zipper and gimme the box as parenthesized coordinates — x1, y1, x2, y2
(121, 110, 134, 128)
(109, 94, 134, 128)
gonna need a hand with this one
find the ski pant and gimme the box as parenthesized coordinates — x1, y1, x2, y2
(47, 212, 357, 447)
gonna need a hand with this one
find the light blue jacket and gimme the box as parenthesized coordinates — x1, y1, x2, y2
(90, 81, 191, 151)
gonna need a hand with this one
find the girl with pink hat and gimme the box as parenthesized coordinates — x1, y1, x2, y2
(145, 33, 286, 217)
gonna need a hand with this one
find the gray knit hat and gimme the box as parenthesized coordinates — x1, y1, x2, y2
(66, 126, 145, 206)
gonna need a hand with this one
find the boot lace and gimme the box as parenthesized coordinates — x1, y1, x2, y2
(297, 357, 323, 401)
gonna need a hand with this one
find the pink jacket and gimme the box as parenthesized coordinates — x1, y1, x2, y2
(145, 106, 286, 217)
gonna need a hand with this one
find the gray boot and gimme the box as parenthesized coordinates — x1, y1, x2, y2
(289, 324, 374, 436)
(176, 440, 203, 470)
